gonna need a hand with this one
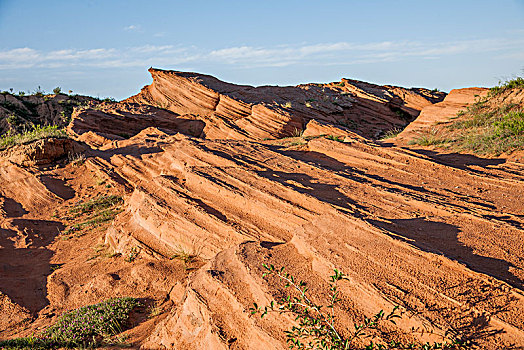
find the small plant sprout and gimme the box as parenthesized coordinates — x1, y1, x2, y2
(326, 135, 345, 142)
(125, 246, 140, 262)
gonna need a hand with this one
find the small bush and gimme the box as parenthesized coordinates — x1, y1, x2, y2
(0, 298, 139, 349)
(0, 125, 67, 150)
(42, 298, 138, 345)
(53, 87, 62, 94)
(489, 76, 524, 96)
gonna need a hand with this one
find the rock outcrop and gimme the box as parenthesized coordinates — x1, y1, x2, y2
(93, 131, 524, 349)
(0, 92, 96, 135)
(1, 69, 523, 349)
(1, 138, 85, 167)
(125, 68, 445, 139)
(68, 102, 205, 148)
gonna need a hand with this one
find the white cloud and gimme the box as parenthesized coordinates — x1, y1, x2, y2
(124, 25, 140, 31)
(0, 37, 523, 71)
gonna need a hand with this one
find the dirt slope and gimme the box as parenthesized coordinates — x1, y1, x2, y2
(0, 72, 523, 349)
(395, 87, 488, 143)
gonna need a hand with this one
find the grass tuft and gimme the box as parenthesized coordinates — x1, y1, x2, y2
(325, 135, 345, 142)
(380, 127, 403, 140)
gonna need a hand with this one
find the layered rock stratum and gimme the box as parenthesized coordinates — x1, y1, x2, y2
(0, 69, 523, 349)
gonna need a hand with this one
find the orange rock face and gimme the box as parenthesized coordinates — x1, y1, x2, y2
(126, 68, 445, 139)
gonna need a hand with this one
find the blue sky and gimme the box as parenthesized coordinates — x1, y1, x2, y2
(0, 0, 523, 99)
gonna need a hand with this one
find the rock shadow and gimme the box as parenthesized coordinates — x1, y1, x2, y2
(406, 149, 505, 172)
(1, 197, 28, 218)
(39, 175, 75, 200)
(256, 169, 367, 218)
(370, 218, 522, 289)
(0, 219, 63, 315)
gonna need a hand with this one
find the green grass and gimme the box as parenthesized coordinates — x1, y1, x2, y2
(325, 135, 345, 142)
(0, 298, 139, 349)
(409, 88, 524, 155)
(0, 125, 67, 150)
(70, 195, 123, 216)
(408, 128, 448, 146)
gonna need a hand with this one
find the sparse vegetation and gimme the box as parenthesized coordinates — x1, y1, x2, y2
(410, 89, 524, 154)
(326, 135, 345, 142)
(125, 246, 140, 262)
(68, 152, 86, 166)
(408, 128, 447, 146)
(0, 125, 67, 150)
(0, 298, 139, 349)
(252, 265, 470, 349)
(70, 195, 123, 216)
(380, 127, 403, 140)
(53, 87, 62, 94)
(292, 127, 305, 138)
(489, 76, 524, 96)
(171, 247, 200, 265)
(63, 195, 123, 236)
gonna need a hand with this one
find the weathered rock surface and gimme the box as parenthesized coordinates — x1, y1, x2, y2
(125, 68, 445, 139)
(92, 131, 524, 349)
(1, 70, 523, 349)
(1, 138, 85, 166)
(68, 102, 205, 148)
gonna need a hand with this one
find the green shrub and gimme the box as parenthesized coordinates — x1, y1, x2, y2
(53, 87, 62, 94)
(0, 125, 67, 150)
(494, 111, 524, 137)
(252, 265, 469, 349)
(0, 298, 139, 349)
(489, 76, 524, 96)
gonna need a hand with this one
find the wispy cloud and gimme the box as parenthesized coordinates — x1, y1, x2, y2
(124, 25, 141, 31)
(1, 37, 523, 71)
